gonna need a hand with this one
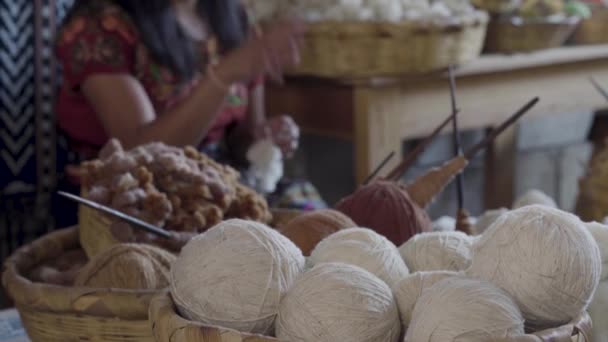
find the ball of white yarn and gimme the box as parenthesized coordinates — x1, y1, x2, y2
(467, 205, 601, 329)
(473, 208, 508, 235)
(588, 281, 608, 342)
(170, 219, 305, 335)
(406, 277, 525, 342)
(512, 189, 557, 209)
(309, 227, 409, 288)
(586, 222, 608, 281)
(277, 262, 401, 342)
(394, 271, 458, 326)
(399, 231, 473, 272)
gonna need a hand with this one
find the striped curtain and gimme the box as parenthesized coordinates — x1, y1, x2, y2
(0, 0, 74, 261)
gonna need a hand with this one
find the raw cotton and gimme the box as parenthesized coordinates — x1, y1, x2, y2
(276, 262, 401, 342)
(512, 189, 557, 209)
(335, 181, 432, 246)
(399, 231, 473, 272)
(280, 209, 357, 255)
(473, 208, 508, 235)
(586, 222, 608, 281)
(405, 277, 525, 342)
(432, 216, 456, 232)
(246, 139, 283, 194)
(75, 243, 175, 289)
(394, 271, 458, 326)
(467, 205, 601, 330)
(309, 227, 409, 288)
(170, 219, 305, 335)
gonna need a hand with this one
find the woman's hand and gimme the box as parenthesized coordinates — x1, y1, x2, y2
(256, 115, 300, 158)
(216, 20, 305, 84)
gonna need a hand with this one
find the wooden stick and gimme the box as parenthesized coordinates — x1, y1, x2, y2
(448, 65, 466, 211)
(363, 151, 395, 185)
(58, 191, 172, 238)
(465, 97, 540, 159)
(590, 77, 608, 102)
(386, 111, 458, 181)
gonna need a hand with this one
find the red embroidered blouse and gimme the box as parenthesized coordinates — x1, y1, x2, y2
(55, 1, 258, 153)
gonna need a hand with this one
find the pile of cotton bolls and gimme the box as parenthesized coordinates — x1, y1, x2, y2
(243, 0, 479, 23)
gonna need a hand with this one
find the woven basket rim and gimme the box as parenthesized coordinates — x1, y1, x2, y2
(150, 291, 280, 341)
(2, 227, 162, 316)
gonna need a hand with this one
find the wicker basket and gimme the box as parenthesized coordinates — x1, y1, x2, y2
(571, 6, 608, 45)
(471, 0, 520, 14)
(484, 16, 580, 53)
(149, 292, 592, 342)
(285, 12, 489, 78)
(2, 227, 159, 342)
(79, 204, 302, 259)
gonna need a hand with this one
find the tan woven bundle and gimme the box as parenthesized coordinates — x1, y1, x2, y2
(2, 228, 159, 342)
(571, 6, 608, 45)
(484, 16, 580, 53)
(576, 141, 608, 222)
(149, 292, 592, 342)
(286, 13, 488, 78)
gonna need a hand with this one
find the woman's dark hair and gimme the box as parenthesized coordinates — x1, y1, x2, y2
(64, 0, 249, 80)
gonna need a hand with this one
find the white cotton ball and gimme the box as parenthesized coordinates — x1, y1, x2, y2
(473, 208, 508, 235)
(513, 189, 558, 209)
(405, 277, 525, 342)
(467, 205, 602, 330)
(374, 0, 404, 21)
(246, 139, 283, 194)
(399, 231, 473, 272)
(586, 222, 608, 281)
(429, 2, 452, 17)
(432, 216, 456, 232)
(171, 219, 305, 335)
(394, 271, 459, 326)
(588, 281, 608, 342)
(310, 228, 409, 288)
(276, 263, 401, 342)
(357, 7, 376, 20)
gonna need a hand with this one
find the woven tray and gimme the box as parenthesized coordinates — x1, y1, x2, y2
(2, 227, 158, 342)
(485, 16, 580, 53)
(149, 292, 592, 342)
(571, 6, 608, 45)
(285, 13, 488, 78)
(79, 204, 302, 259)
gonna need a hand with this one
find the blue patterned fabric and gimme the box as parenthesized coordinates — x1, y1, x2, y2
(0, 0, 74, 261)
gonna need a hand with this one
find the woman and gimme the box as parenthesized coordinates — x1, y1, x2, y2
(54, 0, 326, 227)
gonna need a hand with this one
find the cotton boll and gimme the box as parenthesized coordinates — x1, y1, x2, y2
(394, 271, 459, 326)
(246, 140, 283, 194)
(375, 1, 404, 21)
(429, 2, 452, 17)
(432, 216, 456, 232)
(405, 277, 525, 342)
(399, 231, 473, 272)
(276, 263, 401, 342)
(357, 7, 376, 20)
(171, 219, 305, 335)
(467, 205, 602, 330)
(310, 228, 409, 288)
(588, 281, 608, 342)
(586, 222, 608, 281)
(513, 189, 558, 209)
(473, 208, 508, 235)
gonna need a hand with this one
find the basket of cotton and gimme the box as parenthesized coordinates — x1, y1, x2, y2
(244, 0, 488, 78)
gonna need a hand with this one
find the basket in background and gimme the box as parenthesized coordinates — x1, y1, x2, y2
(570, 5, 608, 45)
(285, 13, 489, 79)
(484, 16, 580, 53)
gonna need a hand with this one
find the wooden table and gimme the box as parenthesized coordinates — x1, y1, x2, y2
(266, 45, 608, 208)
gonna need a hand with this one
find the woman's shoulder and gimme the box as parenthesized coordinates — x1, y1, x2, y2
(57, 0, 138, 48)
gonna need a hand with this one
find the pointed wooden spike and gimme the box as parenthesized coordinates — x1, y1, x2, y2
(386, 111, 458, 181)
(465, 97, 539, 159)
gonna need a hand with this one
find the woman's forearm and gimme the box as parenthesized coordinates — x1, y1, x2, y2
(128, 78, 230, 149)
